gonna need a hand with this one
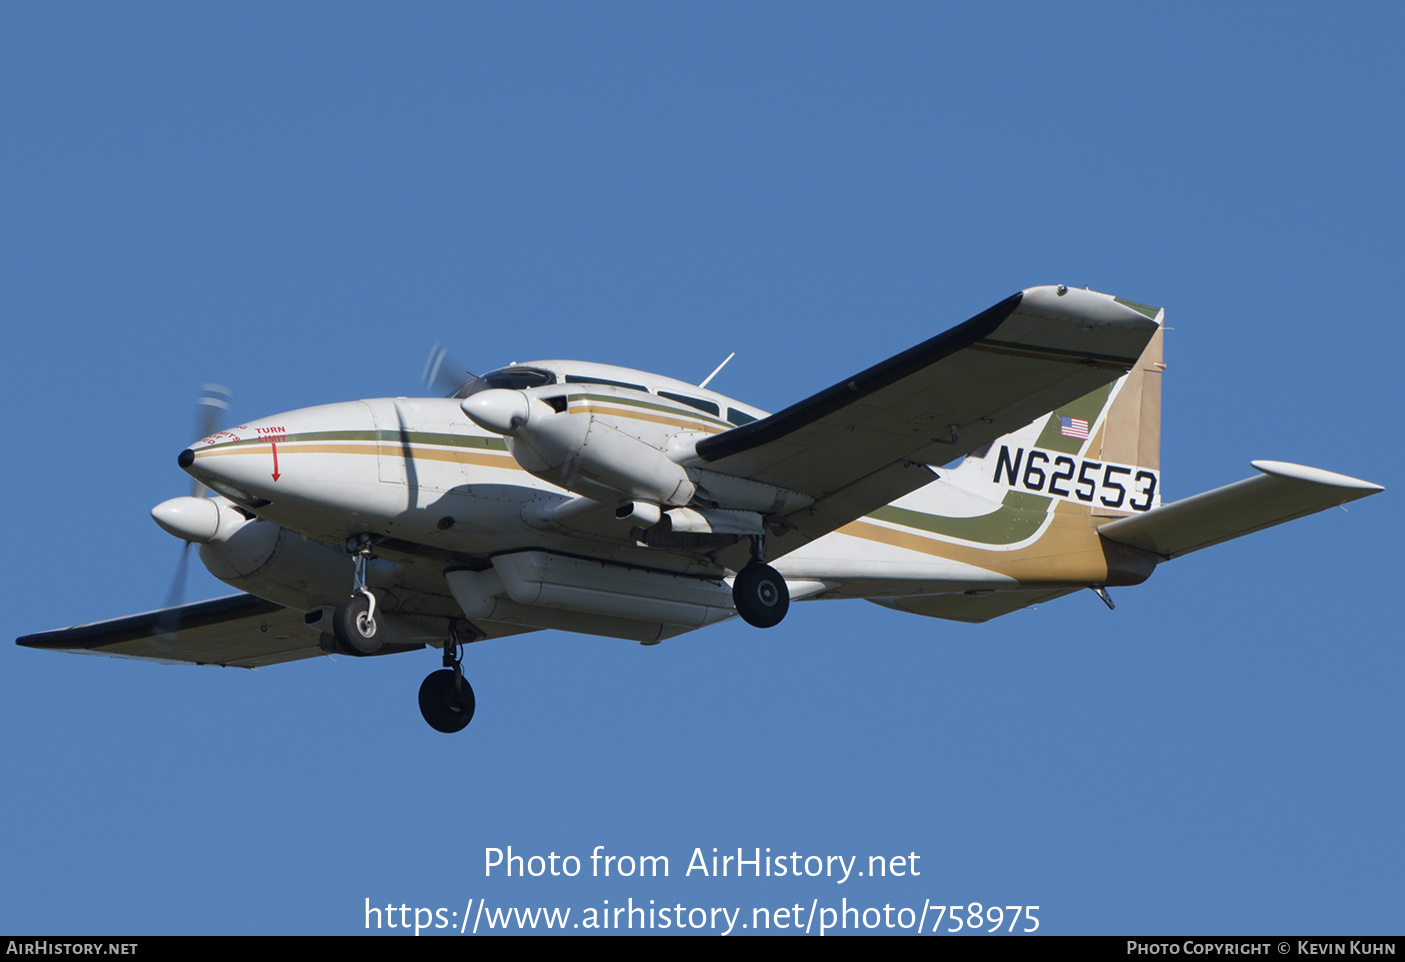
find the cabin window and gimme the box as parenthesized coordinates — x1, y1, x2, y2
(565, 374, 648, 392)
(659, 391, 720, 416)
(727, 408, 758, 426)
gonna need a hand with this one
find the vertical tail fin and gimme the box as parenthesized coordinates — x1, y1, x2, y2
(1093, 311, 1163, 494)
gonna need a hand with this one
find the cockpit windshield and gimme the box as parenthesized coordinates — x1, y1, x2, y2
(467, 366, 559, 394)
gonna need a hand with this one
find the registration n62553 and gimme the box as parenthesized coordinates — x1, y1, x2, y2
(992, 445, 1159, 512)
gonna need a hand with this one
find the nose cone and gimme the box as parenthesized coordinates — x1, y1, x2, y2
(178, 400, 375, 506)
(461, 389, 530, 435)
(152, 496, 221, 543)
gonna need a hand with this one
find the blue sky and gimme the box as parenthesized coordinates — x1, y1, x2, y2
(3, 3, 1400, 935)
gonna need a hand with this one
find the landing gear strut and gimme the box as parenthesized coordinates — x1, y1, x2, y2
(732, 533, 789, 629)
(333, 536, 385, 655)
(419, 621, 476, 733)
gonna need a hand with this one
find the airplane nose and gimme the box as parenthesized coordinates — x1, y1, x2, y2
(175, 400, 378, 506)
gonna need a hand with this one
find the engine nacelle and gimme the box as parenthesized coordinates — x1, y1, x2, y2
(192, 501, 363, 612)
(463, 389, 696, 507)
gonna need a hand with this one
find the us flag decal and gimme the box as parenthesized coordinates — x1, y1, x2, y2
(1060, 416, 1089, 440)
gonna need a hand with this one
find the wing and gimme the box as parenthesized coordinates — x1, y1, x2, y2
(696, 285, 1162, 565)
(1097, 460, 1383, 560)
(16, 594, 324, 668)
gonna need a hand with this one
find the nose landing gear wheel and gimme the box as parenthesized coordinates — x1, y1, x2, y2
(732, 562, 789, 628)
(419, 669, 476, 733)
(333, 593, 385, 655)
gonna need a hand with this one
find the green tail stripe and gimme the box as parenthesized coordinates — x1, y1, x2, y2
(1033, 381, 1115, 454)
(1114, 297, 1161, 320)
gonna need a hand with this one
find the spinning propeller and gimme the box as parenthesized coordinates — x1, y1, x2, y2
(423, 343, 478, 398)
(150, 385, 231, 642)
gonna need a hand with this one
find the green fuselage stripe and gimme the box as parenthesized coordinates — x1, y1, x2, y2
(867, 490, 1053, 545)
(199, 430, 510, 452)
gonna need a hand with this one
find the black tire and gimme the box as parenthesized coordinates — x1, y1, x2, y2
(333, 594, 385, 656)
(419, 669, 476, 733)
(732, 563, 789, 628)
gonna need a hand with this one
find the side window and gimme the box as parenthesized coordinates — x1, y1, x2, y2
(659, 391, 720, 416)
(727, 408, 758, 426)
(565, 374, 648, 392)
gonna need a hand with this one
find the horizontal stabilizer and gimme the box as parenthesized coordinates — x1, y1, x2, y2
(15, 594, 322, 668)
(1097, 461, 1383, 560)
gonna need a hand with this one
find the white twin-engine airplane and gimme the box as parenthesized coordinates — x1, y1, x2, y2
(19, 286, 1383, 732)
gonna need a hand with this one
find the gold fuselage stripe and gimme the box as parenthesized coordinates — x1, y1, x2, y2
(836, 504, 1116, 586)
(195, 442, 519, 469)
(194, 425, 1127, 586)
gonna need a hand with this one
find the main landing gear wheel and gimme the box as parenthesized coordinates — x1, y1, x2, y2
(732, 562, 789, 628)
(333, 593, 385, 655)
(419, 669, 476, 733)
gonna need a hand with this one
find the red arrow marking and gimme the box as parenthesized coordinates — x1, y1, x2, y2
(271, 440, 280, 481)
